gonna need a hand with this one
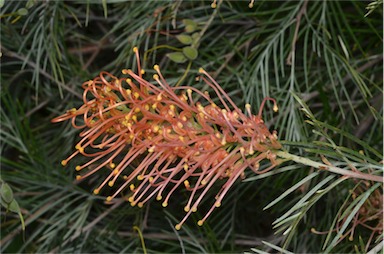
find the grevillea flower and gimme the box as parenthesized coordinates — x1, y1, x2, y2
(52, 47, 282, 229)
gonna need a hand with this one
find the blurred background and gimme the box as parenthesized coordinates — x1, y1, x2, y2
(1, 1, 382, 253)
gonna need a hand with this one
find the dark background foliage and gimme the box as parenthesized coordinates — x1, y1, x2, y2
(1, 1, 382, 253)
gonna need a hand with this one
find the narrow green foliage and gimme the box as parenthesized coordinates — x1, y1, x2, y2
(1, 1, 382, 253)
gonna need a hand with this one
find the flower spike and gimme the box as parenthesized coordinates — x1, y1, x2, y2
(52, 47, 282, 230)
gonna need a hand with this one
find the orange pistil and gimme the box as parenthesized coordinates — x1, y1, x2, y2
(52, 47, 282, 230)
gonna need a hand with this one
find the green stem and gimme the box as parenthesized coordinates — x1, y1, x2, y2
(275, 150, 383, 183)
(175, 60, 192, 87)
(133, 226, 147, 254)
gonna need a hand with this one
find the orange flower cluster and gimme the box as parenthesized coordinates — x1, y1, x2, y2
(52, 47, 282, 229)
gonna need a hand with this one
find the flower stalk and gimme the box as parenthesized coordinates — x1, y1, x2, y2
(275, 151, 383, 183)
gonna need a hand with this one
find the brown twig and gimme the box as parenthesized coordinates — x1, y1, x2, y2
(1, 46, 82, 99)
(286, 0, 308, 66)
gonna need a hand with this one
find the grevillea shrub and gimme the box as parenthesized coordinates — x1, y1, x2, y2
(52, 47, 282, 229)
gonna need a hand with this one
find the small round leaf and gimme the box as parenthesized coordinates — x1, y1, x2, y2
(167, 52, 188, 63)
(182, 46, 198, 60)
(8, 199, 20, 213)
(1, 183, 14, 204)
(176, 34, 193, 45)
(182, 19, 197, 27)
(185, 25, 196, 33)
(17, 8, 28, 16)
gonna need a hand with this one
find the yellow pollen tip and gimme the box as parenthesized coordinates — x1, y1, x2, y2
(113, 169, 119, 175)
(154, 65, 160, 71)
(106, 196, 113, 202)
(108, 181, 114, 187)
(134, 107, 141, 113)
(148, 146, 155, 153)
(192, 207, 197, 212)
(162, 202, 168, 207)
(133, 92, 140, 99)
(183, 164, 189, 171)
(133, 47, 138, 53)
(76, 175, 82, 180)
(198, 67, 205, 73)
(138, 202, 143, 208)
(175, 224, 181, 231)
(273, 105, 279, 112)
(177, 122, 183, 128)
(211, 3, 216, 8)
(184, 180, 190, 188)
(201, 180, 207, 185)
(156, 195, 162, 201)
(122, 69, 128, 74)
(110, 162, 116, 168)
(141, 69, 145, 74)
(130, 184, 135, 191)
(197, 220, 204, 226)
(215, 201, 221, 207)
(93, 189, 99, 195)
(137, 175, 144, 180)
(61, 160, 67, 166)
(245, 103, 251, 109)
(153, 74, 159, 80)
(128, 197, 134, 203)
(131, 202, 136, 207)
(149, 177, 154, 182)
(184, 206, 190, 212)
(75, 165, 81, 171)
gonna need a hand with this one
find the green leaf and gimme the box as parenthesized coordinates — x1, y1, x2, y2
(182, 19, 197, 27)
(8, 200, 25, 231)
(182, 46, 198, 60)
(191, 32, 200, 44)
(176, 34, 193, 45)
(185, 25, 196, 33)
(1, 183, 14, 204)
(8, 199, 20, 213)
(26, 0, 35, 9)
(17, 8, 28, 16)
(167, 52, 188, 63)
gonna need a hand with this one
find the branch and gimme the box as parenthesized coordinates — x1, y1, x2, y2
(1, 46, 82, 99)
(276, 151, 383, 183)
(286, 0, 308, 65)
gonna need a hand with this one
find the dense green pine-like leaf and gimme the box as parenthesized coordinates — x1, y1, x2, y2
(1, 1, 382, 253)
